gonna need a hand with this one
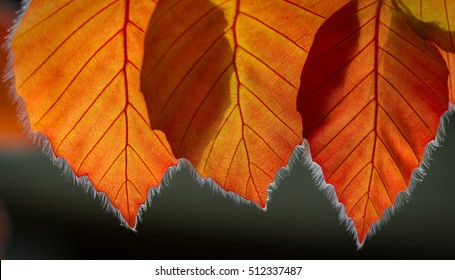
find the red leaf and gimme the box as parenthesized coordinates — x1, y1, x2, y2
(297, 0, 449, 244)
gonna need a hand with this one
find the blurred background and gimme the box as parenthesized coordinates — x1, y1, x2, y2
(0, 0, 454, 259)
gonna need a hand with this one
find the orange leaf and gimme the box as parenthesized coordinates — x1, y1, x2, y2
(10, 0, 177, 227)
(141, 0, 348, 206)
(297, 0, 449, 244)
(395, 0, 455, 52)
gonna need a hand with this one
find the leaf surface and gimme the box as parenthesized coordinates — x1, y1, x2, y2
(11, 0, 177, 227)
(395, 0, 455, 52)
(141, 0, 348, 205)
(297, 0, 449, 243)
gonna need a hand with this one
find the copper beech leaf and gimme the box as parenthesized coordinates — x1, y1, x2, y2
(297, 0, 449, 244)
(394, 0, 455, 52)
(10, 0, 177, 227)
(141, 0, 348, 206)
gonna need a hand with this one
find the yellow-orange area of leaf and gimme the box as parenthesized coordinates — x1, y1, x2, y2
(396, 0, 455, 52)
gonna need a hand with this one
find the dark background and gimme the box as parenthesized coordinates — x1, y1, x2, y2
(0, 0, 454, 259)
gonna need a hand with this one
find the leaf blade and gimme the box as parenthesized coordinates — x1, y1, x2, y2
(298, 0, 449, 243)
(11, 0, 177, 227)
(141, 0, 349, 206)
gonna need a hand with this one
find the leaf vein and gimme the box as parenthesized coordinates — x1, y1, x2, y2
(306, 71, 374, 133)
(13, 0, 77, 41)
(377, 135, 408, 186)
(152, 29, 231, 125)
(326, 129, 374, 182)
(127, 145, 158, 182)
(76, 111, 124, 174)
(378, 73, 434, 135)
(127, 179, 145, 200)
(241, 84, 300, 140)
(224, 139, 243, 187)
(177, 63, 232, 154)
(240, 11, 307, 53)
(282, 0, 325, 19)
(19, 0, 120, 89)
(315, 100, 374, 159)
(339, 162, 371, 199)
(378, 104, 420, 162)
(373, 166, 393, 204)
(380, 47, 446, 105)
(145, 0, 230, 78)
(97, 149, 125, 186)
(201, 105, 238, 174)
(302, 39, 375, 103)
(238, 45, 296, 89)
(250, 162, 273, 180)
(244, 123, 285, 165)
(56, 69, 123, 153)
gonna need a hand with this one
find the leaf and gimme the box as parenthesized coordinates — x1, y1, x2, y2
(141, 0, 348, 206)
(393, 0, 455, 52)
(297, 0, 449, 243)
(10, 0, 177, 227)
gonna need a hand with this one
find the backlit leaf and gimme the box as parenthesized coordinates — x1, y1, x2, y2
(297, 0, 449, 243)
(394, 0, 455, 52)
(10, 0, 177, 227)
(141, 0, 348, 206)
